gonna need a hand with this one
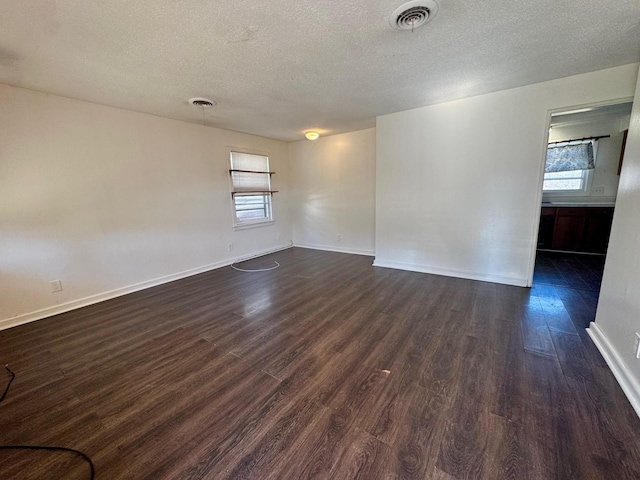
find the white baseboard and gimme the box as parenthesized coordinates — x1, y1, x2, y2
(372, 259, 528, 287)
(587, 322, 640, 418)
(0, 244, 293, 332)
(293, 243, 374, 257)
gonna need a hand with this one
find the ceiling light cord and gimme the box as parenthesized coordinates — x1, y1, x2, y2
(188, 98, 216, 126)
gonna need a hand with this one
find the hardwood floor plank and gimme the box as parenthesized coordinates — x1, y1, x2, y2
(327, 427, 395, 480)
(208, 396, 326, 479)
(485, 414, 533, 480)
(531, 284, 578, 334)
(520, 295, 557, 357)
(388, 386, 448, 479)
(435, 335, 491, 479)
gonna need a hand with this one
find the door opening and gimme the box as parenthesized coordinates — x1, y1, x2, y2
(531, 101, 632, 328)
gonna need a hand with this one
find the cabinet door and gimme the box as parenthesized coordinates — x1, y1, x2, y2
(553, 210, 586, 251)
(583, 209, 614, 253)
(538, 208, 556, 248)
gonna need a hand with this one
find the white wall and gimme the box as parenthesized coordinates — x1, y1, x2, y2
(0, 84, 292, 328)
(591, 69, 640, 416)
(375, 64, 639, 286)
(289, 128, 376, 256)
(545, 118, 629, 204)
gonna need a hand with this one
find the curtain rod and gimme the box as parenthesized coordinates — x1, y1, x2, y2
(548, 135, 610, 146)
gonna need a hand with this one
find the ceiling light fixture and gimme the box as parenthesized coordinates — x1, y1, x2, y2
(305, 131, 320, 140)
(390, 0, 439, 31)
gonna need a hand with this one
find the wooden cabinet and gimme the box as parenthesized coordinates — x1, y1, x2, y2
(537, 208, 556, 249)
(537, 206, 614, 254)
(554, 208, 588, 251)
(583, 208, 615, 253)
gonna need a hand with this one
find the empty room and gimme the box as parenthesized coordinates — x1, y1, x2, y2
(2, 1, 640, 479)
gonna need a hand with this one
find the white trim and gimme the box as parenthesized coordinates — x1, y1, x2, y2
(0, 244, 293, 332)
(233, 219, 276, 231)
(587, 322, 640, 419)
(293, 243, 374, 257)
(372, 259, 527, 287)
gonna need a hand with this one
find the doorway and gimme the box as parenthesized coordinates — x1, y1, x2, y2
(531, 101, 632, 311)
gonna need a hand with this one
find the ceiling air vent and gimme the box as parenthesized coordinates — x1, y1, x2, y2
(390, 0, 439, 31)
(189, 97, 216, 108)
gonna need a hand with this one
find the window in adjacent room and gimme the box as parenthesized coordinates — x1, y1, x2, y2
(229, 151, 275, 227)
(543, 169, 589, 192)
(542, 140, 595, 192)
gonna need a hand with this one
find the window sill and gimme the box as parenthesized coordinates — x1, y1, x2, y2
(233, 220, 276, 231)
(543, 190, 587, 194)
(542, 189, 590, 197)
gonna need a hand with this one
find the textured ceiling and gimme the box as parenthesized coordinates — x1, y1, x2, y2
(1, 1, 639, 141)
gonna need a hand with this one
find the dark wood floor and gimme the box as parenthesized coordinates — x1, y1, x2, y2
(533, 251, 606, 292)
(1, 248, 640, 479)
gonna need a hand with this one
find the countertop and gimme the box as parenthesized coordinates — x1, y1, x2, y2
(541, 202, 615, 208)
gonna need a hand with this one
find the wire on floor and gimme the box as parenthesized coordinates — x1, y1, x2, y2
(0, 365, 95, 480)
(231, 260, 280, 272)
(0, 365, 14, 403)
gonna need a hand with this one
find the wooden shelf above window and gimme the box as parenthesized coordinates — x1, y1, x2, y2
(229, 169, 275, 175)
(231, 190, 278, 197)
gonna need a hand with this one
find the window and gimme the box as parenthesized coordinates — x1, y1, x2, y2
(229, 151, 274, 226)
(543, 140, 596, 192)
(543, 169, 589, 192)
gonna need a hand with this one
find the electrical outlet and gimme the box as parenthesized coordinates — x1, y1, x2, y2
(337, 234, 342, 242)
(50, 280, 63, 293)
(228, 243, 233, 252)
(592, 186, 605, 195)
(277, 233, 281, 241)
(635, 333, 640, 359)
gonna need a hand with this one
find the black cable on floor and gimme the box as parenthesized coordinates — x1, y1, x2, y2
(1, 365, 95, 480)
(0, 365, 14, 403)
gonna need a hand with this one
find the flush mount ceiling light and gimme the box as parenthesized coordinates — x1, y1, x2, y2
(305, 131, 320, 140)
(189, 97, 216, 107)
(389, 0, 439, 31)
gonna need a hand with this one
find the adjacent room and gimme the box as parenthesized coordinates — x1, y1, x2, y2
(534, 102, 632, 293)
(2, 1, 640, 479)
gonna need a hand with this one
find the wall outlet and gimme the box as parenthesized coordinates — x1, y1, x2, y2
(50, 280, 63, 293)
(337, 234, 342, 242)
(277, 233, 281, 241)
(635, 333, 640, 359)
(592, 186, 605, 195)
(228, 243, 233, 252)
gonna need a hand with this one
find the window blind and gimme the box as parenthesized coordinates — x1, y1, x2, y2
(230, 152, 270, 192)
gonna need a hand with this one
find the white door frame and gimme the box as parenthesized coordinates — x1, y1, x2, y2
(525, 96, 636, 287)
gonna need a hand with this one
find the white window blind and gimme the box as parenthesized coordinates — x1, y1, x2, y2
(229, 152, 273, 225)
(230, 152, 270, 192)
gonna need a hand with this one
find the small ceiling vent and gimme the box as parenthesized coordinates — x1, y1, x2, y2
(390, 0, 439, 31)
(189, 97, 216, 107)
